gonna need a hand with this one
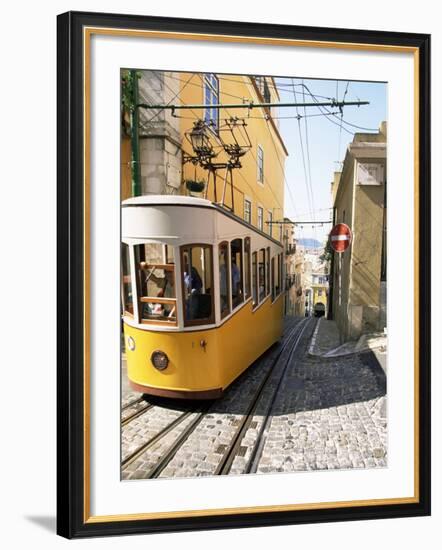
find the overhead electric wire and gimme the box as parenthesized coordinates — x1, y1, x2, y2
(165, 71, 254, 102)
(301, 79, 317, 243)
(168, 111, 342, 122)
(298, 81, 377, 135)
(336, 81, 346, 161)
(214, 73, 337, 101)
(196, 73, 295, 217)
(146, 71, 200, 123)
(142, 72, 372, 238)
(291, 80, 314, 232)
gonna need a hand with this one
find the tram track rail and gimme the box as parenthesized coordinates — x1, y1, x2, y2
(215, 318, 314, 475)
(245, 318, 317, 473)
(146, 404, 213, 478)
(121, 396, 145, 412)
(122, 410, 197, 469)
(121, 317, 315, 480)
(121, 402, 154, 427)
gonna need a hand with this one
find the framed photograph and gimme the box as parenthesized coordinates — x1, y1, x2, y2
(57, 11, 431, 539)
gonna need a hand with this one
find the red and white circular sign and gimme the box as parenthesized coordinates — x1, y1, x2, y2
(330, 223, 352, 253)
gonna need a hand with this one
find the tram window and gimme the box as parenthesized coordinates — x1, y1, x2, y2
(244, 237, 251, 299)
(258, 249, 266, 302)
(219, 242, 230, 319)
(279, 253, 283, 295)
(266, 247, 270, 296)
(230, 239, 244, 309)
(135, 243, 177, 324)
(273, 254, 280, 298)
(252, 251, 258, 307)
(121, 243, 133, 316)
(271, 257, 276, 300)
(181, 244, 214, 325)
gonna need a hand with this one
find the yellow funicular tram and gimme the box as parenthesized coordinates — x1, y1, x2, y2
(122, 195, 284, 399)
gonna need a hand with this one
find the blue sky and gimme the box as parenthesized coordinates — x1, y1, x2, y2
(275, 77, 387, 244)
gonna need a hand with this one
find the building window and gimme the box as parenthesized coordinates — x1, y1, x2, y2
(204, 73, 219, 131)
(230, 239, 244, 309)
(181, 244, 214, 326)
(121, 243, 133, 316)
(244, 237, 251, 299)
(257, 206, 263, 231)
(268, 211, 273, 236)
(254, 76, 271, 103)
(219, 241, 230, 319)
(135, 243, 177, 325)
(244, 199, 251, 224)
(257, 145, 264, 183)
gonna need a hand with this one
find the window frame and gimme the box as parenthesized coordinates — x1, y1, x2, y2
(252, 251, 258, 308)
(230, 238, 244, 310)
(244, 237, 251, 300)
(180, 243, 215, 328)
(218, 241, 231, 320)
(257, 144, 264, 184)
(266, 247, 271, 297)
(258, 248, 266, 302)
(244, 198, 252, 224)
(134, 243, 178, 327)
(257, 206, 264, 232)
(121, 243, 134, 318)
(204, 73, 219, 133)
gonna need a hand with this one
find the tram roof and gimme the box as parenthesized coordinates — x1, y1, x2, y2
(122, 195, 214, 208)
(122, 195, 284, 248)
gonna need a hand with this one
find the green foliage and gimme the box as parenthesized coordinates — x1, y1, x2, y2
(121, 70, 141, 112)
(319, 237, 333, 264)
(185, 179, 206, 193)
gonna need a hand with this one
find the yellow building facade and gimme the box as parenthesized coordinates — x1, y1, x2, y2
(121, 71, 288, 242)
(180, 73, 287, 237)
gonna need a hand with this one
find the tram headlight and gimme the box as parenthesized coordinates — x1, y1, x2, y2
(151, 350, 169, 371)
(127, 336, 136, 352)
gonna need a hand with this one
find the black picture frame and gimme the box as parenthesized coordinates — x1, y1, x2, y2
(57, 10, 431, 539)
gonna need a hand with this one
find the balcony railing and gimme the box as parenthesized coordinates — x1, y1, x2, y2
(285, 244, 296, 255)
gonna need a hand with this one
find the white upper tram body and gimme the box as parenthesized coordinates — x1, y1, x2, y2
(122, 195, 284, 332)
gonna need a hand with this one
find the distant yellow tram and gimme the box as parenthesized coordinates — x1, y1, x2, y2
(121, 195, 284, 399)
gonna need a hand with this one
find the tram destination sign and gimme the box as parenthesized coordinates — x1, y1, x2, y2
(330, 223, 352, 253)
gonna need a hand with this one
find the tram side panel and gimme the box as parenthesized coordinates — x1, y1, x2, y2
(124, 322, 223, 397)
(216, 296, 283, 390)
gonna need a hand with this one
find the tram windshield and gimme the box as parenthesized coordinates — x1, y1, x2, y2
(135, 243, 177, 325)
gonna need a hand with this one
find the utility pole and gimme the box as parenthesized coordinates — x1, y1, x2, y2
(129, 70, 141, 197)
(327, 207, 337, 320)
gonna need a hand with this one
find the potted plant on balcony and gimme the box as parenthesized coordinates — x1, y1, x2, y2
(185, 179, 206, 196)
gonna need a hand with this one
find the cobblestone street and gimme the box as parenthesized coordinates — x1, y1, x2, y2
(121, 317, 387, 479)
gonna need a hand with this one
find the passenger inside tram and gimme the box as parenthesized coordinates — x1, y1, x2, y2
(140, 265, 176, 320)
(182, 245, 213, 323)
